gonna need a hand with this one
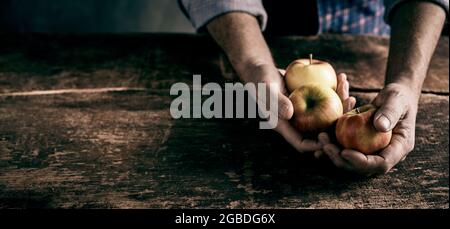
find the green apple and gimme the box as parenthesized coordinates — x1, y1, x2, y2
(289, 85, 343, 133)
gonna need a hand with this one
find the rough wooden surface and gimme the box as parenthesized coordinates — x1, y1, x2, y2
(0, 34, 448, 93)
(0, 34, 448, 208)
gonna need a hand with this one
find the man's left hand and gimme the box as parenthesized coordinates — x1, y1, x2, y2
(321, 83, 420, 176)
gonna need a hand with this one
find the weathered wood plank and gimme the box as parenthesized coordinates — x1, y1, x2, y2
(0, 34, 448, 93)
(0, 92, 447, 208)
(0, 34, 224, 94)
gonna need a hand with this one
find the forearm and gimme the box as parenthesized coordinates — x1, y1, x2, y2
(206, 12, 275, 81)
(386, 1, 446, 95)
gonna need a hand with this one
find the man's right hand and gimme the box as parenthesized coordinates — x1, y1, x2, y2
(241, 63, 322, 152)
(206, 12, 354, 153)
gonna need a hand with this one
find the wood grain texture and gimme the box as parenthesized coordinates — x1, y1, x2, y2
(0, 34, 448, 93)
(0, 92, 447, 208)
(0, 34, 448, 208)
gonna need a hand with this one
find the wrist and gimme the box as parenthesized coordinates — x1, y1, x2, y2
(384, 82, 421, 104)
(385, 72, 423, 95)
(237, 59, 277, 83)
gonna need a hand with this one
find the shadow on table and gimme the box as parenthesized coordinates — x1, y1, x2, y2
(154, 115, 372, 207)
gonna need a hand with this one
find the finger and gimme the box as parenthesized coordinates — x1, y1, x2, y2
(378, 134, 410, 171)
(315, 133, 330, 159)
(337, 73, 347, 85)
(323, 144, 353, 170)
(277, 70, 289, 96)
(340, 150, 386, 175)
(372, 93, 406, 132)
(262, 83, 293, 120)
(299, 139, 323, 152)
(318, 132, 330, 145)
(343, 96, 356, 113)
(314, 150, 324, 159)
(275, 121, 322, 152)
(278, 93, 294, 120)
(376, 113, 415, 168)
(337, 73, 349, 102)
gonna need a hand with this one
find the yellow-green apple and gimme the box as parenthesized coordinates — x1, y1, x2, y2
(335, 104, 392, 155)
(285, 55, 337, 93)
(289, 85, 343, 133)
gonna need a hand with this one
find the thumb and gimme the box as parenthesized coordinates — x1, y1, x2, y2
(372, 94, 405, 132)
(278, 92, 294, 120)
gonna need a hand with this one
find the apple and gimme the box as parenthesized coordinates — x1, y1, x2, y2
(289, 85, 343, 133)
(285, 54, 337, 93)
(335, 104, 392, 155)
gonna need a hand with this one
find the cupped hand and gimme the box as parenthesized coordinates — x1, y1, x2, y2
(243, 64, 355, 153)
(241, 64, 319, 152)
(321, 83, 419, 176)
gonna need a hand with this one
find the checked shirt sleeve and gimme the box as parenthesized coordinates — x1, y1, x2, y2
(178, 0, 268, 32)
(384, 0, 449, 24)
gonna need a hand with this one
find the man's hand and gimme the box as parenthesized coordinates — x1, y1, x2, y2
(320, 1, 445, 176)
(206, 12, 322, 152)
(240, 63, 320, 152)
(322, 83, 419, 175)
(244, 64, 356, 153)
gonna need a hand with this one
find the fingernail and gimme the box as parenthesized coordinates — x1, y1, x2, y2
(377, 115, 391, 130)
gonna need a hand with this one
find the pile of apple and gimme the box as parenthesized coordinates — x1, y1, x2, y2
(285, 55, 392, 155)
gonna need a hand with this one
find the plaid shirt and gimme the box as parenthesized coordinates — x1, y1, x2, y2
(180, 0, 448, 36)
(317, 0, 390, 35)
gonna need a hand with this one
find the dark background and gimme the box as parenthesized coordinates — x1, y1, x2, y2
(0, 0, 195, 33)
(0, 0, 447, 35)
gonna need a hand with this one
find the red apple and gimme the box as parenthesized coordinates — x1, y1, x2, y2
(285, 55, 337, 93)
(335, 104, 392, 155)
(289, 85, 343, 133)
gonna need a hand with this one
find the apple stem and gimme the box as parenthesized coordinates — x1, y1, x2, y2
(309, 54, 313, 65)
(356, 107, 361, 114)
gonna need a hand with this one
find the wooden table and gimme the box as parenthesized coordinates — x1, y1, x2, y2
(0, 34, 448, 208)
